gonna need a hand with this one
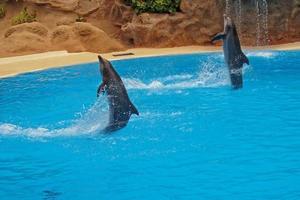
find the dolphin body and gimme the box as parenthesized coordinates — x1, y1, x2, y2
(211, 15, 249, 89)
(97, 56, 139, 132)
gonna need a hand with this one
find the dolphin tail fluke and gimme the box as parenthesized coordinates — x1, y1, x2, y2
(211, 32, 226, 43)
(241, 53, 250, 65)
(129, 103, 139, 116)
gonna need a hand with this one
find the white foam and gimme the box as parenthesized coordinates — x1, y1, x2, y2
(124, 60, 230, 90)
(170, 112, 183, 116)
(0, 98, 109, 138)
(161, 74, 193, 82)
(246, 51, 277, 58)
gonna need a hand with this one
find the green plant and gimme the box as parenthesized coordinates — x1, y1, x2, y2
(128, 0, 181, 14)
(12, 7, 36, 25)
(0, 4, 6, 18)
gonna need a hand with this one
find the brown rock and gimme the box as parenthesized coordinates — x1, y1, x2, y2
(180, 0, 199, 14)
(51, 22, 124, 53)
(5, 22, 49, 38)
(120, 0, 223, 47)
(121, 14, 169, 47)
(0, 33, 50, 54)
(51, 25, 85, 52)
(24, 0, 79, 12)
(1, 0, 300, 57)
(292, 0, 300, 18)
(98, 0, 133, 25)
(25, 0, 99, 15)
(56, 17, 75, 26)
(51, 25, 76, 43)
(76, 0, 99, 16)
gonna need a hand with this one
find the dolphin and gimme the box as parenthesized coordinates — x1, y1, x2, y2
(97, 55, 139, 132)
(211, 15, 249, 89)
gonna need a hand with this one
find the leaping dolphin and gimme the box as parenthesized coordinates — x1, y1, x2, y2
(97, 56, 139, 132)
(211, 15, 249, 89)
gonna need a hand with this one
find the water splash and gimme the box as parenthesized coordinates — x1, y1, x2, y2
(225, 0, 231, 16)
(261, 0, 269, 45)
(246, 51, 278, 58)
(0, 97, 109, 138)
(225, 0, 243, 35)
(124, 59, 230, 90)
(225, 0, 269, 46)
(256, 0, 261, 46)
(234, 0, 242, 34)
(255, 0, 269, 46)
(0, 57, 256, 139)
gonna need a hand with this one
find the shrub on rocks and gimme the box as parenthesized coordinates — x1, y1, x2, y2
(127, 0, 181, 14)
(0, 4, 6, 18)
(12, 7, 37, 25)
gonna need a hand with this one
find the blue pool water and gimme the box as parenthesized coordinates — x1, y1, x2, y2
(0, 51, 300, 199)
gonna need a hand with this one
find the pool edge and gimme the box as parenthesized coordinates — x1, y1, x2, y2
(1, 42, 300, 79)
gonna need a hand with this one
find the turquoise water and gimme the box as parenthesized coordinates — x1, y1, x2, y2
(0, 51, 299, 199)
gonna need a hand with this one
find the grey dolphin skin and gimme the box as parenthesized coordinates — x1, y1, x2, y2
(211, 15, 249, 89)
(97, 55, 139, 132)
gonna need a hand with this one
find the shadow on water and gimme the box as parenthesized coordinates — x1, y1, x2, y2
(43, 190, 62, 200)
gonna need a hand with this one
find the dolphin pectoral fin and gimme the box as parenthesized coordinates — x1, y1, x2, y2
(241, 53, 250, 65)
(129, 103, 139, 116)
(211, 32, 226, 43)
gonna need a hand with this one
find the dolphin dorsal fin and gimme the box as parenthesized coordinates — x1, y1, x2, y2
(241, 53, 249, 65)
(129, 103, 139, 116)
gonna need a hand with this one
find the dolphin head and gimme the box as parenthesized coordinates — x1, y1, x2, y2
(98, 55, 107, 75)
(223, 14, 235, 33)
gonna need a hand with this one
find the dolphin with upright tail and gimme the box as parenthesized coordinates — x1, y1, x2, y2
(211, 15, 249, 89)
(97, 55, 139, 132)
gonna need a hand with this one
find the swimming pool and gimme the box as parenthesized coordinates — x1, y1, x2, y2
(0, 51, 299, 199)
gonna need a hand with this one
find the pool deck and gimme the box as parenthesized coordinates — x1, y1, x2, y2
(0, 42, 299, 78)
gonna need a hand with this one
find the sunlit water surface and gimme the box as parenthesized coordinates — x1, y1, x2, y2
(0, 51, 299, 199)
